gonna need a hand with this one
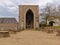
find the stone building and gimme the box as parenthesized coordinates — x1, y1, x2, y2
(0, 18, 17, 30)
(18, 5, 39, 29)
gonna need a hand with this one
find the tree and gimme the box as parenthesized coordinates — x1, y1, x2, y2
(41, 3, 58, 26)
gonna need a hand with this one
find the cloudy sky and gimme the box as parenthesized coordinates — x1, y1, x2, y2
(0, 0, 60, 21)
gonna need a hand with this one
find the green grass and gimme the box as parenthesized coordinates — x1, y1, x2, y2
(53, 26, 60, 28)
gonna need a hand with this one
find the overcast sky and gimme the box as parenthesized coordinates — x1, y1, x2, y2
(0, 0, 60, 21)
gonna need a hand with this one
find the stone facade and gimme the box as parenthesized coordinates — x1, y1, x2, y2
(0, 24, 17, 30)
(19, 5, 39, 29)
(0, 18, 17, 30)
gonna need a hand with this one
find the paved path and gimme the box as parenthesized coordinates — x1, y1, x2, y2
(0, 30, 60, 45)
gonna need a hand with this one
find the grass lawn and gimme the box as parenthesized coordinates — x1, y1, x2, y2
(53, 26, 60, 28)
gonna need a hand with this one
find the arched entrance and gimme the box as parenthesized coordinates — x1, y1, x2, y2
(19, 5, 39, 29)
(26, 9, 34, 29)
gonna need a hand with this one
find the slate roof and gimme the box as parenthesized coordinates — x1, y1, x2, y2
(0, 18, 17, 24)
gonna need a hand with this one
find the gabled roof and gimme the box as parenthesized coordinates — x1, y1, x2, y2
(0, 18, 17, 24)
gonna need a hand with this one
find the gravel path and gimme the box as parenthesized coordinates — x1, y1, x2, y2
(0, 30, 60, 45)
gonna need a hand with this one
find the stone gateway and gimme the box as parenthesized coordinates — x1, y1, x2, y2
(19, 5, 39, 29)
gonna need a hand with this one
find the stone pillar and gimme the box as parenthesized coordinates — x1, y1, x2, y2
(20, 20, 24, 30)
(36, 21, 39, 29)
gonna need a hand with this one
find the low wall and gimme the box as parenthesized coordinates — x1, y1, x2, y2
(0, 23, 17, 31)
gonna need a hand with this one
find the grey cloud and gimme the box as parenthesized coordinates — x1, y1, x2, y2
(0, 6, 17, 17)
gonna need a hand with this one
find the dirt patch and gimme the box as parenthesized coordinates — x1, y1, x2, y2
(0, 30, 60, 45)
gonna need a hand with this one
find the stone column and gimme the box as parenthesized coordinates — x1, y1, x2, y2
(35, 20, 39, 29)
(21, 20, 24, 30)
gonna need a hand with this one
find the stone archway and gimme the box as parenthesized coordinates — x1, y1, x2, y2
(19, 5, 39, 30)
(26, 9, 34, 29)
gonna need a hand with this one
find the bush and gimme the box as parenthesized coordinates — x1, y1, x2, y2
(40, 23, 46, 29)
(53, 26, 60, 28)
(35, 28, 40, 31)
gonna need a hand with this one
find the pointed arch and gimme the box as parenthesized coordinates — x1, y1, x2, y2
(26, 9, 34, 29)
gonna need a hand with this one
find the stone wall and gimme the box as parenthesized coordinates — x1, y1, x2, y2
(0, 23, 17, 30)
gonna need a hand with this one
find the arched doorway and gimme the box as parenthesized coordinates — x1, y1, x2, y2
(26, 9, 34, 29)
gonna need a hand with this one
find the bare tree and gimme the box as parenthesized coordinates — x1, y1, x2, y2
(41, 3, 58, 26)
(57, 5, 60, 16)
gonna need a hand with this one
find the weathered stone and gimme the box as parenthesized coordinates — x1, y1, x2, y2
(19, 5, 39, 30)
(0, 31, 10, 37)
